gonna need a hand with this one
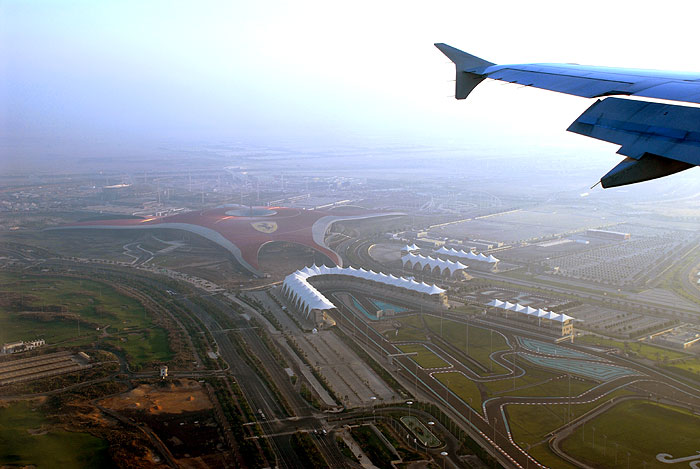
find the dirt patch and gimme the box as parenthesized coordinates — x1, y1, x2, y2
(100, 379, 211, 415)
(26, 426, 49, 435)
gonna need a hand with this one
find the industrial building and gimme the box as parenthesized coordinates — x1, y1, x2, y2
(585, 229, 631, 241)
(2, 339, 45, 355)
(652, 327, 700, 349)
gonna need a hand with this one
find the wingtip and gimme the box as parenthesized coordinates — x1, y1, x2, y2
(433, 44, 494, 71)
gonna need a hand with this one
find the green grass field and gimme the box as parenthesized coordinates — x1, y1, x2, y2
(433, 371, 482, 413)
(561, 400, 700, 468)
(0, 401, 111, 468)
(423, 315, 509, 375)
(578, 335, 700, 379)
(506, 388, 636, 449)
(0, 273, 172, 367)
(483, 361, 594, 398)
(389, 315, 428, 342)
(526, 445, 579, 469)
(577, 335, 687, 361)
(397, 343, 450, 369)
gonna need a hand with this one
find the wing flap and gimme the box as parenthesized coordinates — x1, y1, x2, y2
(568, 97, 700, 187)
(568, 97, 700, 166)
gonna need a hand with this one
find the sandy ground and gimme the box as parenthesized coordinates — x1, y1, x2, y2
(368, 243, 401, 264)
(100, 379, 211, 414)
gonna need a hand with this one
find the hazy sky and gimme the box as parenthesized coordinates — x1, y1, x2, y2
(3, 0, 700, 168)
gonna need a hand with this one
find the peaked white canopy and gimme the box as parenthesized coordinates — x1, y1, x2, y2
(435, 246, 499, 264)
(485, 299, 575, 323)
(401, 253, 467, 276)
(282, 265, 446, 319)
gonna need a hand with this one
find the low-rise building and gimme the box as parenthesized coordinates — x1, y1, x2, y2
(2, 339, 45, 354)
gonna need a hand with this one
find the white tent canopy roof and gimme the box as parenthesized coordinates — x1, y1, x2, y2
(485, 299, 575, 323)
(435, 246, 499, 264)
(401, 253, 467, 275)
(282, 265, 446, 318)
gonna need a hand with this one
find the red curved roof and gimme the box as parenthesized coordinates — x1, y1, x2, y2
(63, 205, 398, 275)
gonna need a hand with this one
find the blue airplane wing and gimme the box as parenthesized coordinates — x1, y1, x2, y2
(435, 43, 700, 187)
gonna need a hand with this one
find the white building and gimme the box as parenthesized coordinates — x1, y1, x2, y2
(435, 246, 499, 264)
(401, 253, 468, 277)
(2, 339, 45, 354)
(282, 265, 446, 326)
(486, 299, 574, 337)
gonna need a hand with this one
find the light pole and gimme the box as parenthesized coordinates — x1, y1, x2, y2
(370, 396, 377, 423)
(603, 434, 607, 456)
(366, 321, 369, 348)
(445, 378, 450, 406)
(415, 360, 419, 398)
(490, 328, 493, 372)
(521, 443, 530, 469)
(440, 309, 444, 337)
(406, 400, 413, 418)
(465, 319, 469, 356)
(568, 374, 571, 422)
(426, 421, 434, 455)
(440, 451, 448, 469)
(467, 397, 472, 425)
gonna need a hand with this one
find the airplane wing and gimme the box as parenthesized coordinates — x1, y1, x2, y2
(435, 43, 700, 188)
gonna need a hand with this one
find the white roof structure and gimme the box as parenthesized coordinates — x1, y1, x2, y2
(282, 265, 445, 319)
(402, 244, 420, 252)
(435, 246, 499, 264)
(486, 299, 574, 323)
(401, 253, 467, 276)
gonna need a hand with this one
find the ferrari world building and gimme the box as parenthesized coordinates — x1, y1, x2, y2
(54, 205, 401, 276)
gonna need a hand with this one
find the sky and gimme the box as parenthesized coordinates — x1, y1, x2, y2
(3, 0, 700, 171)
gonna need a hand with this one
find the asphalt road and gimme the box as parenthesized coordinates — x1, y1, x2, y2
(327, 299, 700, 469)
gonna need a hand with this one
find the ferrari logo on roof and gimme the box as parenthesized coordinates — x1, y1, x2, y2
(251, 221, 278, 233)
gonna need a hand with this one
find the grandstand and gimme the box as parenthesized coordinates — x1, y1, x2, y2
(281, 265, 446, 327)
(401, 253, 468, 277)
(486, 299, 574, 337)
(434, 246, 499, 266)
